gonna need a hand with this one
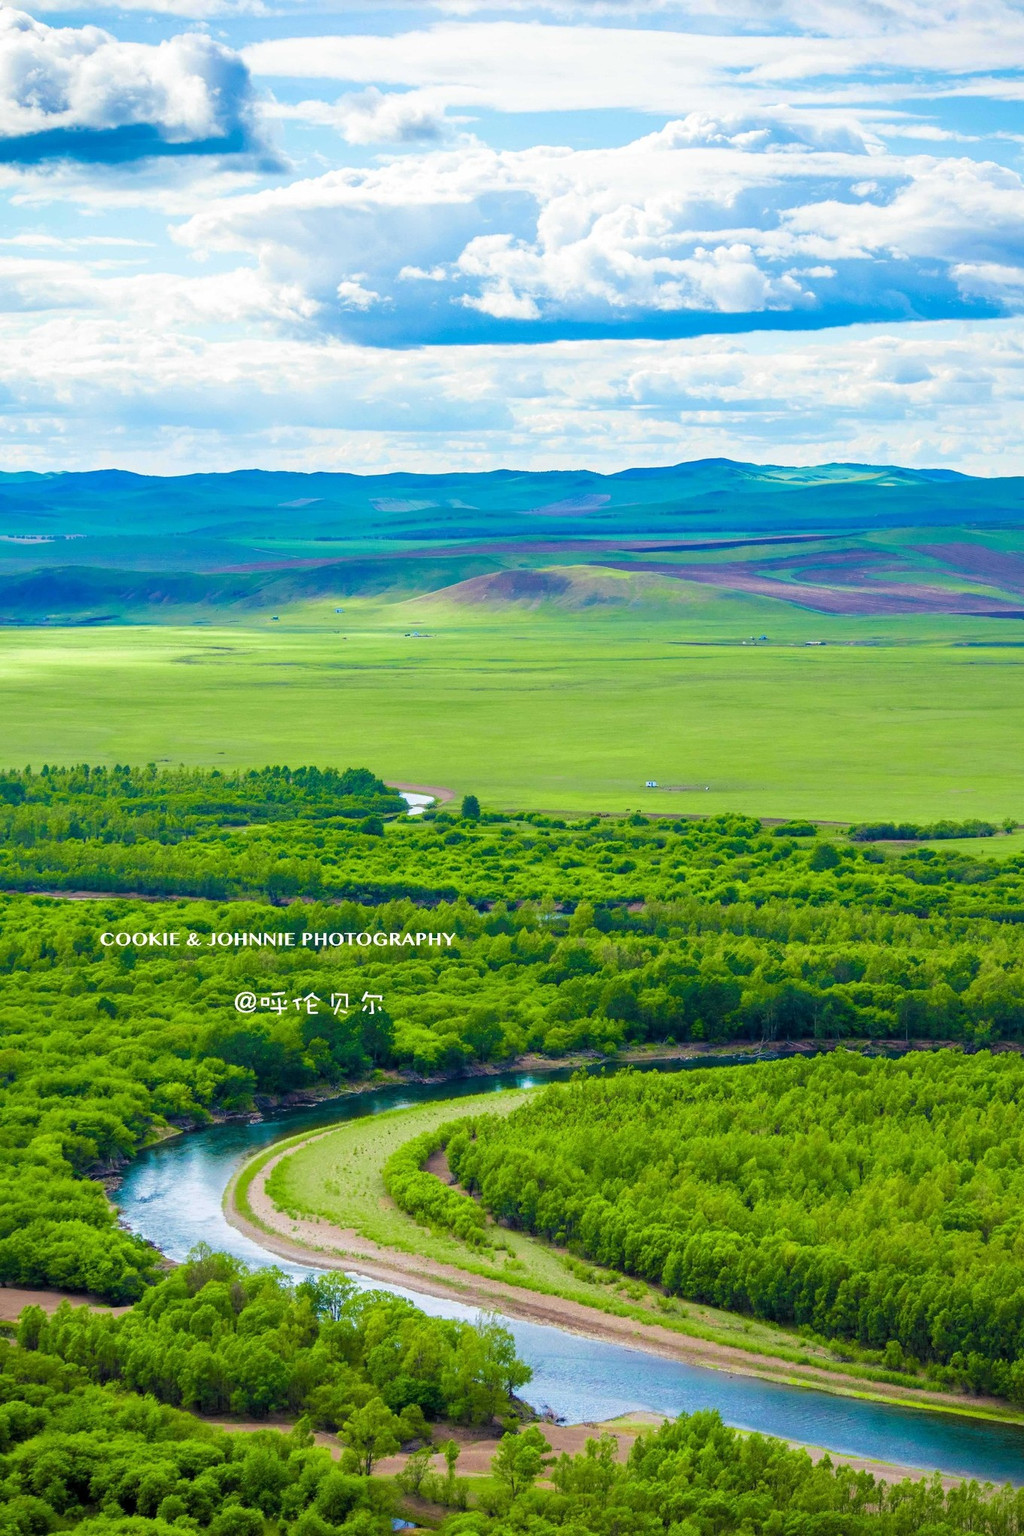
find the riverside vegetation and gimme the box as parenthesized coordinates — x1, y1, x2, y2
(6, 766, 1024, 1530)
(0, 1247, 533, 1536)
(8, 1368, 1024, 1536)
(403, 1055, 1024, 1405)
(5, 766, 1024, 1299)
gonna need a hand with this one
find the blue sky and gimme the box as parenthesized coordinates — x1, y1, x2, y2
(2, 0, 1024, 473)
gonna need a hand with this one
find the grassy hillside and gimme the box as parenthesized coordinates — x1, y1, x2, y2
(4, 456, 1021, 817)
(1, 458, 1022, 623)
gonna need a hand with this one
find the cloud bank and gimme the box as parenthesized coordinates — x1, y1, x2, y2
(0, 2, 1023, 471)
(170, 124, 1024, 341)
(0, 10, 260, 163)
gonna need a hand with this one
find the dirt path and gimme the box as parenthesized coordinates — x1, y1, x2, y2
(227, 1138, 1016, 1433)
(388, 781, 455, 803)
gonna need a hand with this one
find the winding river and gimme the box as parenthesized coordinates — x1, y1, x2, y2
(115, 1065, 1024, 1485)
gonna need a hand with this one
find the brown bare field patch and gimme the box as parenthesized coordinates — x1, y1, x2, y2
(918, 543, 1024, 592)
(0, 1286, 132, 1321)
(600, 560, 1024, 616)
(204, 1410, 975, 1493)
(434, 570, 572, 604)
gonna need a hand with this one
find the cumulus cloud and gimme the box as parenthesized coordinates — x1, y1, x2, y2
(170, 127, 1024, 341)
(271, 86, 455, 145)
(0, 10, 261, 163)
(2, 0, 1023, 473)
(655, 111, 876, 155)
(781, 158, 1024, 267)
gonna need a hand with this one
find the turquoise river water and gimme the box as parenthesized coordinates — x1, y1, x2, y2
(114, 1063, 1024, 1485)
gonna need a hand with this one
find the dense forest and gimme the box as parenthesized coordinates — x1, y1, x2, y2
(0, 1247, 528, 1536)
(5, 767, 1024, 1528)
(5, 1353, 1024, 1536)
(0, 765, 406, 834)
(4, 767, 1024, 1298)
(14, 1248, 526, 1428)
(434, 1054, 1024, 1401)
(1, 765, 1022, 922)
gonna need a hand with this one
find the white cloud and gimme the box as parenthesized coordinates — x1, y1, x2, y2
(1, 310, 1023, 476)
(169, 128, 1024, 332)
(1, 0, 1022, 477)
(0, 157, 275, 217)
(243, 18, 1024, 115)
(456, 226, 814, 317)
(28, 0, 266, 14)
(398, 263, 448, 280)
(655, 110, 876, 155)
(0, 252, 322, 325)
(0, 9, 258, 158)
(270, 85, 455, 144)
(18, 0, 1024, 24)
(335, 276, 381, 308)
(432, 0, 1024, 25)
(781, 157, 1024, 266)
(954, 262, 1024, 304)
(329, 86, 454, 144)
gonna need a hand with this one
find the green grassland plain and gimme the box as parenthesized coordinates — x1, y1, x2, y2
(2, 586, 1023, 821)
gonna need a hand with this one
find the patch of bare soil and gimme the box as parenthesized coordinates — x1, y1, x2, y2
(388, 781, 455, 803)
(0, 889, 163, 901)
(423, 1147, 451, 1180)
(0, 1286, 132, 1321)
(203, 1411, 972, 1493)
(918, 543, 1024, 592)
(599, 559, 1024, 616)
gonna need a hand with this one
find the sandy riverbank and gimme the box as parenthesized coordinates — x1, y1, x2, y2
(387, 781, 455, 803)
(226, 1133, 1018, 1433)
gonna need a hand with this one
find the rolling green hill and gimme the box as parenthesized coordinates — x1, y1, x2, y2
(2, 458, 1022, 623)
(3, 457, 1022, 818)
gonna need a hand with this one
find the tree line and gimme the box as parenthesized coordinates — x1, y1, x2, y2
(0, 1246, 523, 1536)
(5, 772, 1024, 1298)
(3, 787, 1024, 924)
(434, 1053, 1024, 1402)
(0, 763, 405, 848)
(449, 1410, 1024, 1536)
(6, 1335, 1024, 1536)
(849, 819, 999, 842)
(14, 1247, 527, 1429)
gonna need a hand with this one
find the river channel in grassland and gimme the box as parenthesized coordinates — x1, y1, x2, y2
(113, 1063, 1024, 1485)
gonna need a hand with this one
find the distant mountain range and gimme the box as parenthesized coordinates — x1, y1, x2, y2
(0, 459, 1021, 622)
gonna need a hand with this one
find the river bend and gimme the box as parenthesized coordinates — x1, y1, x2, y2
(114, 1066, 1024, 1485)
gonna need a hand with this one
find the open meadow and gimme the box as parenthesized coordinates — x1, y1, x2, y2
(1, 599, 1023, 821)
